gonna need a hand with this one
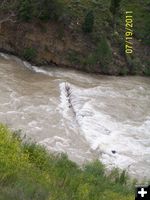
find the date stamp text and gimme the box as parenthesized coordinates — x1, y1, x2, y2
(125, 11, 133, 54)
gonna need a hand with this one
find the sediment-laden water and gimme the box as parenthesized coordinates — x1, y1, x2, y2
(0, 53, 150, 180)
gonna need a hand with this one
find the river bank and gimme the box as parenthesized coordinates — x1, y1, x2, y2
(0, 19, 125, 75)
(0, 0, 150, 76)
(0, 124, 134, 200)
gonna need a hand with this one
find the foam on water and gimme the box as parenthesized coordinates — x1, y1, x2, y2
(23, 61, 33, 70)
(0, 53, 10, 60)
(59, 81, 150, 178)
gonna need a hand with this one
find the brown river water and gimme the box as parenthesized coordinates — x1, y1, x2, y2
(0, 53, 150, 180)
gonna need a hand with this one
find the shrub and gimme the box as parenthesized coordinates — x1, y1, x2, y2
(0, 124, 50, 200)
(82, 37, 112, 72)
(142, 16, 150, 45)
(95, 37, 112, 71)
(119, 66, 128, 76)
(18, 0, 32, 21)
(23, 48, 37, 61)
(17, 0, 64, 21)
(126, 55, 142, 75)
(83, 53, 97, 66)
(110, 0, 122, 16)
(131, 58, 141, 75)
(67, 50, 82, 65)
(32, 0, 64, 21)
(0, 124, 135, 200)
(82, 10, 94, 33)
(144, 63, 150, 76)
(110, 0, 122, 30)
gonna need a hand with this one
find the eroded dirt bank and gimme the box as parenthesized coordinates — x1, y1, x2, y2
(0, 20, 128, 75)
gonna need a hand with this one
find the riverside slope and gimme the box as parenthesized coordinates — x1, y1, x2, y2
(0, 20, 99, 71)
(0, 19, 133, 75)
(0, 0, 150, 75)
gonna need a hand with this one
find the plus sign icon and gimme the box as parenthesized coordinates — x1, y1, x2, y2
(135, 185, 150, 200)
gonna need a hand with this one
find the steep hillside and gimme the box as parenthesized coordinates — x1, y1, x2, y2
(0, 124, 134, 200)
(0, 0, 149, 75)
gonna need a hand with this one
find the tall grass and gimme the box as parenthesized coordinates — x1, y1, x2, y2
(0, 124, 134, 200)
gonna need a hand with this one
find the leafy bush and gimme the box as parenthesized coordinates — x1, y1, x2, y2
(140, 15, 150, 45)
(17, 0, 65, 21)
(82, 37, 112, 72)
(110, 0, 122, 15)
(23, 48, 37, 61)
(95, 37, 112, 71)
(126, 55, 142, 75)
(67, 50, 82, 65)
(131, 58, 142, 75)
(33, 0, 64, 21)
(0, 124, 135, 200)
(18, 0, 32, 21)
(110, 0, 122, 30)
(144, 62, 150, 76)
(83, 53, 97, 66)
(119, 66, 129, 76)
(82, 10, 94, 33)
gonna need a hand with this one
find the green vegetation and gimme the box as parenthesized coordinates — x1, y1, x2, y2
(94, 37, 112, 71)
(82, 11, 94, 33)
(0, 0, 65, 22)
(18, 0, 32, 21)
(0, 124, 134, 200)
(110, 0, 122, 30)
(67, 50, 82, 65)
(1, 0, 149, 45)
(67, 37, 112, 73)
(23, 47, 37, 61)
(28, 0, 65, 21)
(125, 55, 143, 75)
(119, 66, 129, 76)
(110, 0, 122, 15)
(0, 0, 149, 75)
(83, 37, 112, 73)
(120, 0, 150, 45)
(144, 62, 150, 76)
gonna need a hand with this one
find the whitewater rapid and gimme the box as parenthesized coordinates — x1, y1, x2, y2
(0, 53, 150, 180)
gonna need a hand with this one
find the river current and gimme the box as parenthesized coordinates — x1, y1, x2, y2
(0, 53, 150, 180)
